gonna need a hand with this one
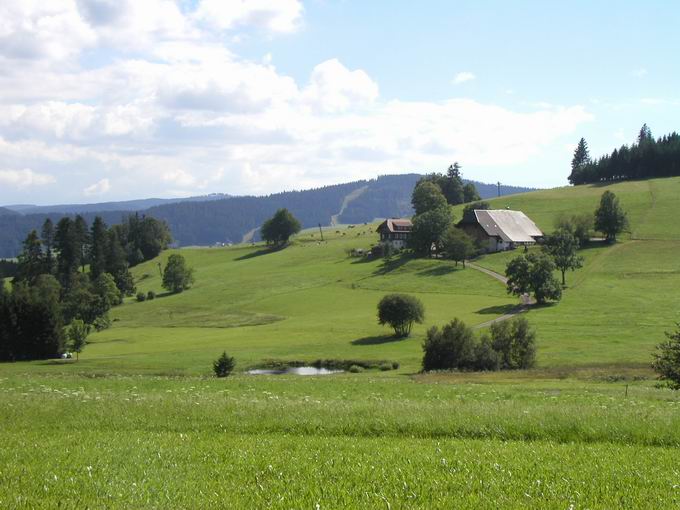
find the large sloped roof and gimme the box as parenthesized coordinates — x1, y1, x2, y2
(474, 210, 543, 243)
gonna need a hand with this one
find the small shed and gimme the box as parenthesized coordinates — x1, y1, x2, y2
(458, 209, 543, 253)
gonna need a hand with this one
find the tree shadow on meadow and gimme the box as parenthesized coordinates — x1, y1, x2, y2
(371, 253, 414, 276)
(351, 334, 409, 346)
(416, 265, 461, 277)
(476, 304, 519, 315)
(234, 244, 286, 261)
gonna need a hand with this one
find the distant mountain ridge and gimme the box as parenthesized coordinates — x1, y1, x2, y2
(3, 194, 231, 215)
(0, 175, 536, 258)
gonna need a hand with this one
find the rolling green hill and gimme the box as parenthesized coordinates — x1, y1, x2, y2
(3, 177, 678, 376)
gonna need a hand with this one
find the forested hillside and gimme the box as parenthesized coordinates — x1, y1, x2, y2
(0, 175, 534, 257)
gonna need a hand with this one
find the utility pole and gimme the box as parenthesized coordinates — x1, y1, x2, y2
(497, 181, 501, 197)
(318, 223, 324, 242)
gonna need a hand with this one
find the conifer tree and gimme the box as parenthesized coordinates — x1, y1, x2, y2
(14, 230, 44, 285)
(569, 138, 591, 184)
(41, 218, 55, 275)
(55, 217, 79, 286)
(89, 217, 109, 280)
(74, 215, 89, 272)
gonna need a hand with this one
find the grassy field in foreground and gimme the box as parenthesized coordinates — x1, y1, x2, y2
(1, 373, 679, 509)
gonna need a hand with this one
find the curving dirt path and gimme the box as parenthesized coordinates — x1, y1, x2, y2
(467, 261, 533, 330)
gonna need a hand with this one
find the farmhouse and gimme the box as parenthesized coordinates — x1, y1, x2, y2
(376, 218, 412, 249)
(458, 209, 543, 253)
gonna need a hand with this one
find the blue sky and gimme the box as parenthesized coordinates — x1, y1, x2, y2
(0, 0, 678, 205)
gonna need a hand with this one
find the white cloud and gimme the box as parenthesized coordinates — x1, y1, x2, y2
(302, 59, 379, 113)
(632, 68, 648, 78)
(83, 177, 110, 196)
(194, 0, 303, 33)
(0, 168, 55, 188)
(0, 0, 594, 204)
(452, 72, 476, 84)
(0, 1, 96, 62)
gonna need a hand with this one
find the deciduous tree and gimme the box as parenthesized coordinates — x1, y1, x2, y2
(377, 294, 425, 337)
(543, 229, 584, 285)
(506, 253, 562, 304)
(409, 207, 452, 257)
(162, 254, 195, 293)
(594, 191, 629, 242)
(411, 181, 447, 215)
(260, 209, 302, 246)
(441, 226, 475, 267)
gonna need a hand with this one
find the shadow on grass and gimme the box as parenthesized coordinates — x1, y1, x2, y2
(351, 334, 409, 346)
(416, 265, 461, 277)
(235, 244, 287, 261)
(371, 253, 414, 276)
(476, 304, 519, 315)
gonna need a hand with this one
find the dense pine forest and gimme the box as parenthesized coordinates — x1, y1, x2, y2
(569, 125, 680, 185)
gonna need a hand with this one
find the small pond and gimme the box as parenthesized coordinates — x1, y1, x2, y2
(247, 366, 343, 376)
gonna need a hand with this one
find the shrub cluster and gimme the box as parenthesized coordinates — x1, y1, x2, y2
(422, 317, 536, 372)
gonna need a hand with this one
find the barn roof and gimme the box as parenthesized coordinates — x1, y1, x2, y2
(473, 210, 543, 243)
(376, 218, 413, 233)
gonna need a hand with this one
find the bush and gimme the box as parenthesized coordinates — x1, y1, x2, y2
(391, 361, 400, 370)
(348, 364, 364, 373)
(490, 317, 537, 369)
(213, 351, 235, 377)
(653, 323, 680, 389)
(377, 294, 425, 337)
(422, 319, 476, 371)
(473, 335, 501, 371)
(136, 292, 146, 302)
(147, 290, 156, 300)
(422, 317, 537, 372)
(379, 362, 393, 371)
(92, 314, 112, 332)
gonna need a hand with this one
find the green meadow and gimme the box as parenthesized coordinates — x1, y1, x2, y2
(2, 177, 680, 508)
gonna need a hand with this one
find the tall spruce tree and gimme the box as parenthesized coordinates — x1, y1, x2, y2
(569, 138, 591, 184)
(74, 215, 89, 273)
(55, 217, 79, 286)
(14, 230, 45, 285)
(41, 218, 55, 275)
(637, 123, 653, 144)
(89, 217, 109, 281)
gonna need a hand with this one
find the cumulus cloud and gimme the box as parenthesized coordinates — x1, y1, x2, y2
(0, 0, 593, 204)
(0, 168, 55, 188)
(452, 72, 476, 84)
(302, 59, 379, 113)
(194, 0, 303, 33)
(0, 1, 96, 61)
(83, 177, 110, 196)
